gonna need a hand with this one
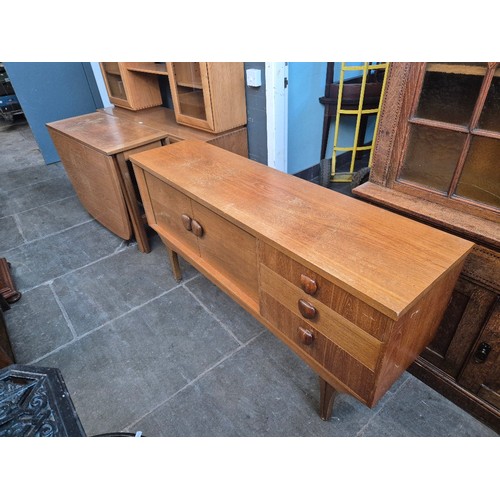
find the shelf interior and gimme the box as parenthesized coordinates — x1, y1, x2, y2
(126, 63, 168, 76)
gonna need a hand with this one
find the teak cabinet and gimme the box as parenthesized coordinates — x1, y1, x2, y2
(353, 62, 500, 432)
(129, 140, 472, 419)
(100, 62, 247, 133)
(167, 63, 247, 133)
(100, 63, 164, 110)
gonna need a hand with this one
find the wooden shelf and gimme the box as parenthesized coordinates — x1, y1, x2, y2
(176, 81, 203, 89)
(126, 63, 168, 76)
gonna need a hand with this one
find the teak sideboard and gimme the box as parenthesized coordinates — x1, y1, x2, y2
(129, 140, 474, 418)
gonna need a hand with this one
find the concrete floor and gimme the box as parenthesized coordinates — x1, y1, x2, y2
(1, 117, 497, 437)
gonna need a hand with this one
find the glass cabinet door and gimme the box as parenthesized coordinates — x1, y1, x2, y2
(101, 62, 127, 101)
(397, 62, 500, 213)
(168, 63, 214, 131)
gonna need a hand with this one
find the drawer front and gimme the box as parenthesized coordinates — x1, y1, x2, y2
(260, 263, 383, 372)
(259, 242, 392, 341)
(260, 291, 375, 402)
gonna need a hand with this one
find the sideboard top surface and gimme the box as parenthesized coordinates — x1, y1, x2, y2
(130, 140, 474, 319)
(46, 111, 167, 155)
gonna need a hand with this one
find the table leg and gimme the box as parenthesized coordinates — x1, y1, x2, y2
(167, 248, 183, 282)
(115, 154, 151, 254)
(319, 377, 338, 421)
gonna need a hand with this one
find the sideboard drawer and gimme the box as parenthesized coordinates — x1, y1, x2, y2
(259, 242, 391, 341)
(259, 263, 383, 373)
(260, 291, 376, 402)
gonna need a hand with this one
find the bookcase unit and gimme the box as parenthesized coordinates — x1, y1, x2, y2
(100, 62, 247, 134)
(100, 62, 165, 110)
(353, 62, 500, 432)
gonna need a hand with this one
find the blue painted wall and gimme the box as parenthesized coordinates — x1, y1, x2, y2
(4, 62, 103, 164)
(287, 62, 326, 174)
(287, 62, 377, 175)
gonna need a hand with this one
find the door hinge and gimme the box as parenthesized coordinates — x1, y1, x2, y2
(284, 77, 288, 88)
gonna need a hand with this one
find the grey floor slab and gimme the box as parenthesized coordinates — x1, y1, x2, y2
(0, 174, 76, 218)
(37, 287, 240, 436)
(0, 215, 25, 252)
(52, 235, 198, 336)
(0, 163, 67, 195)
(131, 332, 383, 437)
(358, 375, 497, 437)
(185, 274, 264, 344)
(4, 220, 125, 291)
(3, 284, 74, 363)
(0, 123, 45, 172)
(15, 195, 92, 242)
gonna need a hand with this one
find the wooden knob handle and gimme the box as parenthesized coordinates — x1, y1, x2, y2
(300, 274, 318, 295)
(298, 299, 316, 319)
(191, 219, 204, 238)
(181, 214, 192, 231)
(298, 326, 314, 345)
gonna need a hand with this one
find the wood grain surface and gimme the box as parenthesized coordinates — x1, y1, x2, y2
(47, 112, 167, 155)
(130, 140, 474, 320)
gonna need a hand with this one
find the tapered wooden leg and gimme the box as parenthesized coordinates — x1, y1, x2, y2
(319, 377, 338, 421)
(167, 248, 183, 282)
(115, 154, 151, 254)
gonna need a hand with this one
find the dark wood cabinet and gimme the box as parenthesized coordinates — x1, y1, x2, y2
(353, 62, 500, 433)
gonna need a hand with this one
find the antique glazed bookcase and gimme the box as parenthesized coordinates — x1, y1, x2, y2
(353, 62, 499, 432)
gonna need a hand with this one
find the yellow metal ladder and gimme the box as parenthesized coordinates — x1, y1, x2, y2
(330, 62, 389, 182)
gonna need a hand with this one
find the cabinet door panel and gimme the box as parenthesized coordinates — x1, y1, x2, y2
(167, 62, 215, 131)
(458, 301, 500, 409)
(192, 202, 258, 304)
(422, 278, 497, 377)
(145, 173, 199, 255)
